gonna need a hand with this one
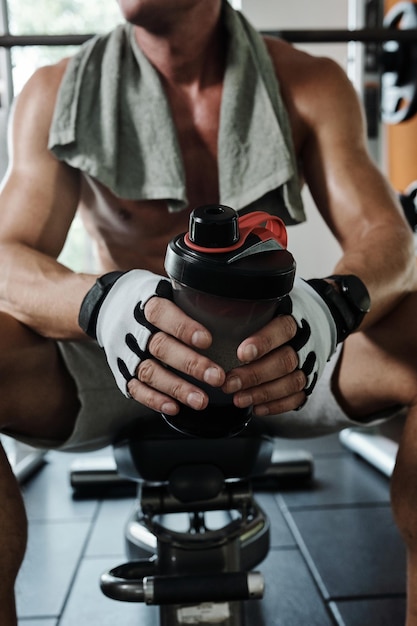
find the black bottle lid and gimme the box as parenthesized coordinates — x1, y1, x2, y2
(188, 204, 239, 248)
(164, 204, 296, 300)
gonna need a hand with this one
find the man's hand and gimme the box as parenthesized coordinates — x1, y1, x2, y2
(81, 270, 226, 415)
(222, 278, 337, 416)
(128, 293, 226, 415)
(222, 314, 306, 416)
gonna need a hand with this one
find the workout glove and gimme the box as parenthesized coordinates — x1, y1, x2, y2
(283, 278, 338, 397)
(81, 270, 172, 396)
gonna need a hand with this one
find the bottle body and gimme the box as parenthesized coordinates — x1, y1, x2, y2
(162, 204, 296, 438)
(162, 281, 282, 438)
(173, 281, 280, 370)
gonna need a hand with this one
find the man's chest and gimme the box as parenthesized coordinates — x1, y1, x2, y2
(165, 82, 223, 207)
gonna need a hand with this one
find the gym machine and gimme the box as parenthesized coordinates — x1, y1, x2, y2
(93, 422, 312, 626)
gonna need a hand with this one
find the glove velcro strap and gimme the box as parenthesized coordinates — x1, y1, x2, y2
(307, 278, 356, 344)
(79, 271, 125, 339)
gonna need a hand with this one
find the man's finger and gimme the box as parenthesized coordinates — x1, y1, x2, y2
(145, 296, 212, 349)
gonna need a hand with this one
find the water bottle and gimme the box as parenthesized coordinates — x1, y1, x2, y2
(163, 204, 296, 438)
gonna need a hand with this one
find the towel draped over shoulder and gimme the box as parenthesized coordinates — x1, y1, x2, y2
(48, 1, 305, 223)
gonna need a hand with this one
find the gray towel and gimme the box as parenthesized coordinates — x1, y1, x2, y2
(48, 1, 305, 223)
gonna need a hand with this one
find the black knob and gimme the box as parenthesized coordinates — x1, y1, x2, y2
(188, 205, 239, 248)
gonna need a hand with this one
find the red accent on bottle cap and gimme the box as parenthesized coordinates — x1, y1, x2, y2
(184, 211, 288, 253)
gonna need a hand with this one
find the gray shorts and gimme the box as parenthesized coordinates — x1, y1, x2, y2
(12, 340, 406, 453)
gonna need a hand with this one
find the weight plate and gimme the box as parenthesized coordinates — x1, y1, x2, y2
(381, 1, 417, 124)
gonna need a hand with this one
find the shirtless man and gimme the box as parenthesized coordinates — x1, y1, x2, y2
(1, 1, 417, 624)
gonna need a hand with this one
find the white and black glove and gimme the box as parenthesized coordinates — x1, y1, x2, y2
(281, 278, 338, 397)
(78, 270, 172, 396)
(282, 274, 370, 398)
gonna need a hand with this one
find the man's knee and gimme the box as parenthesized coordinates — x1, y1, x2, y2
(391, 413, 417, 549)
(335, 289, 417, 418)
(0, 313, 46, 416)
(0, 443, 27, 576)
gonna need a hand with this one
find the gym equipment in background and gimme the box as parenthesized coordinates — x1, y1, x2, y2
(381, 1, 417, 124)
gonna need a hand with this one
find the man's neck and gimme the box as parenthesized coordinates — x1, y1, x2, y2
(132, 2, 226, 90)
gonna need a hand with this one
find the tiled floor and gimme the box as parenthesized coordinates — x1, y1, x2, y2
(15, 432, 406, 626)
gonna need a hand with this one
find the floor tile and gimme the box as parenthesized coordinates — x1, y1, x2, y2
(21, 452, 98, 522)
(287, 505, 406, 599)
(19, 618, 58, 626)
(254, 492, 297, 549)
(85, 497, 136, 557)
(59, 556, 158, 626)
(16, 519, 91, 619)
(275, 433, 346, 456)
(329, 597, 406, 626)
(280, 455, 390, 508)
(245, 548, 335, 626)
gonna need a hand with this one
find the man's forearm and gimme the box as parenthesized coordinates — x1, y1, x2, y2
(0, 241, 97, 340)
(331, 218, 417, 329)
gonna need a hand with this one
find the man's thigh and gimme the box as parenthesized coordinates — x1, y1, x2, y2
(52, 340, 155, 452)
(4, 331, 159, 452)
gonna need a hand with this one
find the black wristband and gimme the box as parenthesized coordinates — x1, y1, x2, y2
(79, 271, 125, 339)
(307, 274, 370, 344)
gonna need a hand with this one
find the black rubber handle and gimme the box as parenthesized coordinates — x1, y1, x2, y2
(147, 572, 263, 605)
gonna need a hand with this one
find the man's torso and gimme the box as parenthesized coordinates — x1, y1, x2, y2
(58, 36, 310, 276)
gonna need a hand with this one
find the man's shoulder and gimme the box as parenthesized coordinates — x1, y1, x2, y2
(263, 36, 344, 85)
(260, 36, 358, 153)
(21, 58, 71, 105)
(262, 36, 355, 118)
(11, 58, 72, 142)
(20, 24, 125, 106)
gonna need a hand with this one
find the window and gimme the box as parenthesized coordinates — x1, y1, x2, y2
(7, 0, 123, 94)
(0, 0, 12, 178)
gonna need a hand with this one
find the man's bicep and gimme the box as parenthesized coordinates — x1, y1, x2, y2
(301, 59, 403, 242)
(0, 162, 80, 258)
